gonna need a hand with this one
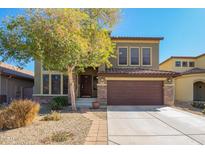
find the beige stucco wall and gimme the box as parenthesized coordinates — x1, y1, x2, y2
(196, 55, 205, 69)
(160, 55, 205, 73)
(175, 73, 205, 102)
(0, 75, 33, 102)
(160, 58, 196, 72)
(33, 60, 42, 94)
(159, 59, 173, 71)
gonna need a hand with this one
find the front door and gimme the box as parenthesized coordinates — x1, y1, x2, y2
(80, 75, 92, 97)
(194, 81, 205, 101)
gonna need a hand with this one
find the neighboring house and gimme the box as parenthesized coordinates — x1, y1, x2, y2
(0, 63, 34, 104)
(33, 36, 178, 106)
(160, 53, 205, 102)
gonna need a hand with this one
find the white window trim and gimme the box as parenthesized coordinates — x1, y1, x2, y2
(141, 47, 152, 66)
(129, 47, 140, 66)
(117, 46, 128, 66)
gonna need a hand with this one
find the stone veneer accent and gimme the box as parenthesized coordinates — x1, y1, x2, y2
(97, 84, 107, 103)
(33, 96, 57, 104)
(33, 96, 69, 104)
(163, 84, 175, 106)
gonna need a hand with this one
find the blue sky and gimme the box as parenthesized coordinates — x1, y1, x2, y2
(1, 8, 205, 71)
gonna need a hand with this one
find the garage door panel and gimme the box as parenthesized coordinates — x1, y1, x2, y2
(107, 80, 163, 105)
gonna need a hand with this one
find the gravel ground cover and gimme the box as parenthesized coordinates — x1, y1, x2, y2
(0, 106, 92, 144)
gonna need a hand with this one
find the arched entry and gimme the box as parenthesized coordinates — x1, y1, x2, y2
(194, 81, 205, 101)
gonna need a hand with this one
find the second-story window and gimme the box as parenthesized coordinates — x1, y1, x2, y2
(130, 47, 140, 65)
(142, 48, 151, 65)
(189, 62, 195, 67)
(175, 61, 181, 67)
(182, 61, 188, 67)
(118, 47, 128, 65)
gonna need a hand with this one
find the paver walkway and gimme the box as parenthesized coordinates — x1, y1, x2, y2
(83, 112, 107, 145)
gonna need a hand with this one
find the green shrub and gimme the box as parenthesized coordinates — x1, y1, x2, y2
(52, 96, 69, 107)
(191, 101, 205, 109)
(202, 108, 205, 114)
(51, 131, 73, 142)
(49, 96, 69, 110)
(0, 99, 40, 130)
(49, 100, 63, 110)
(0, 104, 4, 110)
(42, 111, 61, 121)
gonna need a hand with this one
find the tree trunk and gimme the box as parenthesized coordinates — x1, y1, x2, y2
(68, 67, 77, 111)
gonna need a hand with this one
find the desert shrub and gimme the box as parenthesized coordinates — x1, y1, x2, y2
(51, 131, 74, 142)
(52, 96, 69, 107)
(49, 96, 69, 110)
(42, 111, 61, 121)
(0, 104, 4, 110)
(0, 99, 40, 130)
(191, 102, 205, 109)
(202, 109, 205, 114)
(49, 100, 63, 110)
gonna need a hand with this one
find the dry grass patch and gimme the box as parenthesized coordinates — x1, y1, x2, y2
(41, 111, 61, 121)
(51, 131, 74, 142)
(40, 131, 74, 144)
(0, 99, 40, 130)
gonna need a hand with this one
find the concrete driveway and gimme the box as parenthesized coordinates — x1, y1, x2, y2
(107, 106, 205, 145)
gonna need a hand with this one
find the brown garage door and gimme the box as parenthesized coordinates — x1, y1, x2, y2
(107, 80, 163, 105)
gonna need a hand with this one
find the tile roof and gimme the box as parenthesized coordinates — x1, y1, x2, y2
(181, 68, 205, 75)
(111, 36, 164, 40)
(98, 67, 179, 77)
(0, 62, 34, 80)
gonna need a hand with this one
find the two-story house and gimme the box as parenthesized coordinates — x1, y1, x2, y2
(160, 53, 205, 102)
(33, 36, 178, 106)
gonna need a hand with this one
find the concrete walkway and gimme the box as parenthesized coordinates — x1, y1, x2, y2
(107, 106, 205, 145)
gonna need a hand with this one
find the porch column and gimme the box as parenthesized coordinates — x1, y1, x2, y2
(164, 84, 175, 106)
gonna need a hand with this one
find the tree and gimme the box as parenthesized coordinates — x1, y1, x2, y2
(0, 9, 120, 111)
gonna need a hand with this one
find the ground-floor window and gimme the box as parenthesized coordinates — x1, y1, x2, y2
(51, 74, 61, 94)
(42, 73, 69, 95)
(63, 75, 68, 94)
(43, 74, 49, 94)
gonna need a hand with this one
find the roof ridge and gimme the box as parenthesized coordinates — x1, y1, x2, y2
(0, 62, 34, 76)
(160, 53, 205, 65)
(111, 36, 164, 40)
(181, 67, 205, 75)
